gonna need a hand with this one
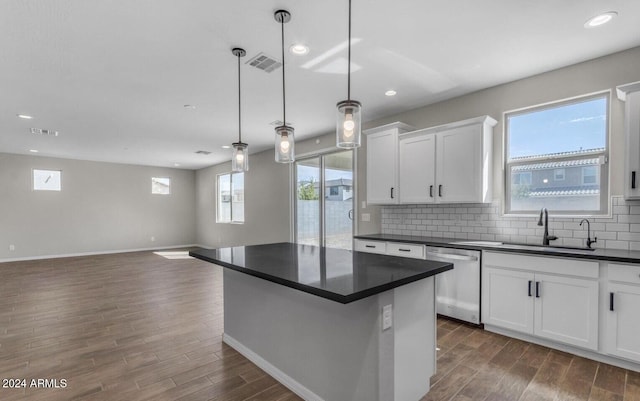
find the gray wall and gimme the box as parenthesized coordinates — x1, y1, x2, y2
(195, 149, 291, 248)
(0, 153, 196, 260)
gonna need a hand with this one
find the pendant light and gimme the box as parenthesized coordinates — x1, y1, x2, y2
(231, 47, 249, 172)
(274, 10, 295, 163)
(336, 0, 362, 148)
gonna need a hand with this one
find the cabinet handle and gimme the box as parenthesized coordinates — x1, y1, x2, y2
(398, 248, 411, 252)
(528, 280, 532, 297)
(439, 185, 443, 197)
(365, 245, 376, 249)
(610, 292, 614, 311)
(633, 171, 637, 190)
(429, 185, 433, 197)
(535, 281, 540, 298)
(391, 187, 394, 199)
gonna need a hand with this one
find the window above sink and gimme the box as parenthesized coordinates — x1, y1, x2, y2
(504, 92, 610, 216)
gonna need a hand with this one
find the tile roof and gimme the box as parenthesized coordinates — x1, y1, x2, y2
(510, 147, 605, 161)
(512, 157, 600, 171)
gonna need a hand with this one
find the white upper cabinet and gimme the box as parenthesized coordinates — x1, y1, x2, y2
(399, 133, 436, 203)
(364, 122, 414, 204)
(617, 82, 640, 200)
(398, 116, 496, 204)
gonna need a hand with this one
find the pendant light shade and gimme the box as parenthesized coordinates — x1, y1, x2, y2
(275, 125, 295, 163)
(336, 0, 362, 149)
(231, 47, 249, 172)
(336, 100, 361, 148)
(274, 10, 295, 163)
(231, 141, 248, 171)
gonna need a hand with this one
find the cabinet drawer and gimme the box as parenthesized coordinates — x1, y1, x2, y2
(386, 242, 425, 259)
(609, 263, 640, 284)
(354, 239, 387, 254)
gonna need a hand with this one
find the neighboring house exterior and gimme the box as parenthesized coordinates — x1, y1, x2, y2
(509, 148, 603, 211)
(312, 178, 353, 201)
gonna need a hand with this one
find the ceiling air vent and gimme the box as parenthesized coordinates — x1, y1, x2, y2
(195, 150, 212, 155)
(30, 128, 59, 136)
(247, 52, 281, 73)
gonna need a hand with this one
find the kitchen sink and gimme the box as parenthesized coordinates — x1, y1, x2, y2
(450, 241, 596, 251)
(501, 243, 596, 252)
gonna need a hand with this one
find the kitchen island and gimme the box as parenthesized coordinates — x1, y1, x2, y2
(190, 243, 452, 401)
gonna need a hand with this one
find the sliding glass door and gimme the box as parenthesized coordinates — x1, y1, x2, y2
(295, 150, 354, 250)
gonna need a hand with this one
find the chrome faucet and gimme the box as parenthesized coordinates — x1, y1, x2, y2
(580, 219, 598, 249)
(537, 208, 558, 246)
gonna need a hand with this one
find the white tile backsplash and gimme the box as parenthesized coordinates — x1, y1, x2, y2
(380, 196, 640, 250)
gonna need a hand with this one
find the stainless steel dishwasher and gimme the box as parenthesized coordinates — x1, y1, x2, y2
(426, 246, 481, 325)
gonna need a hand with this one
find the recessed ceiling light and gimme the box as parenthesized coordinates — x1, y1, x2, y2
(289, 44, 309, 55)
(29, 149, 39, 153)
(221, 145, 232, 149)
(584, 11, 617, 28)
(385, 90, 397, 97)
(17, 114, 33, 119)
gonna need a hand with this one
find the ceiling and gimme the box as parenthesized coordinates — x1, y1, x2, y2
(2, 1, 640, 170)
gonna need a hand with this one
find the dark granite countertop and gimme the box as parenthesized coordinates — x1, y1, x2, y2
(189, 242, 453, 304)
(355, 233, 640, 264)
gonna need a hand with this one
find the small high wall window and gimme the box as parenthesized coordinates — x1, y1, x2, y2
(33, 169, 61, 191)
(217, 172, 244, 223)
(152, 177, 171, 195)
(505, 93, 609, 215)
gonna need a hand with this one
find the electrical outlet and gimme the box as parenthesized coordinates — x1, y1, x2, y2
(361, 213, 371, 222)
(382, 304, 393, 330)
(151, 236, 155, 242)
(9, 244, 15, 251)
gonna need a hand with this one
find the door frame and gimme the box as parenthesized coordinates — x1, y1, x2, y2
(291, 148, 357, 248)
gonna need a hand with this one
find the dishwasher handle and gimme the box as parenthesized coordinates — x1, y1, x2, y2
(426, 251, 478, 262)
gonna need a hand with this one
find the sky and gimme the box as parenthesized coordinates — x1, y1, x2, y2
(508, 96, 607, 159)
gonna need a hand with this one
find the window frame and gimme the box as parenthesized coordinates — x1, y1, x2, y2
(503, 91, 610, 217)
(32, 169, 62, 191)
(216, 171, 245, 224)
(151, 177, 171, 195)
(554, 169, 565, 181)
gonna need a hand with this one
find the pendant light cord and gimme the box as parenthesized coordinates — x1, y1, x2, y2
(237, 52, 242, 143)
(280, 17, 287, 126)
(347, 0, 351, 102)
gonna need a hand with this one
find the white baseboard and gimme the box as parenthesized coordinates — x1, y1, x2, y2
(0, 244, 200, 264)
(223, 333, 324, 401)
(484, 324, 640, 372)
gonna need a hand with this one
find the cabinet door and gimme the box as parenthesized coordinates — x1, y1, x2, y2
(533, 274, 599, 350)
(435, 125, 481, 203)
(482, 267, 534, 334)
(605, 282, 640, 362)
(366, 130, 398, 204)
(399, 133, 435, 203)
(624, 91, 640, 199)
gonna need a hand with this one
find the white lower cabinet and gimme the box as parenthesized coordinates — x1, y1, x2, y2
(482, 267, 534, 334)
(533, 273, 598, 350)
(482, 252, 599, 351)
(605, 263, 640, 362)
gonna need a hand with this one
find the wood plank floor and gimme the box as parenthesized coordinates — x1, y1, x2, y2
(1, 250, 638, 401)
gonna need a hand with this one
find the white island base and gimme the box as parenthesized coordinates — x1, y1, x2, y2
(223, 269, 437, 401)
